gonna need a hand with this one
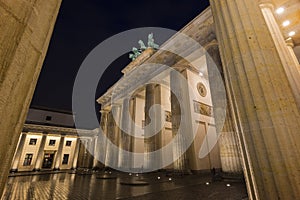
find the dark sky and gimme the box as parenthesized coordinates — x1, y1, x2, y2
(31, 0, 210, 113)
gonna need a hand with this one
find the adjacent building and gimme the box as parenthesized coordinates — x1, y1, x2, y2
(10, 107, 98, 172)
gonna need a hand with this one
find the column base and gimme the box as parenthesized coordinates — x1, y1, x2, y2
(32, 168, 40, 172)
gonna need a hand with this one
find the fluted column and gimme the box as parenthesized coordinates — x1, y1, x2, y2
(54, 136, 65, 170)
(105, 104, 121, 169)
(93, 135, 104, 170)
(144, 84, 163, 171)
(87, 138, 95, 168)
(33, 134, 47, 171)
(210, 0, 300, 199)
(72, 138, 80, 169)
(99, 110, 109, 168)
(118, 98, 134, 171)
(219, 111, 242, 174)
(77, 140, 86, 168)
(170, 69, 194, 172)
(0, 0, 62, 195)
(206, 43, 242, 173)
(10, 133, 27, 172)
(286, 38, 300, 67)
(259, 1, 300, 109)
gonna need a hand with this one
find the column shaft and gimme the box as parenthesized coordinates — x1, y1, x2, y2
(99, 110, 109, 168)
(0, 0, 62, 195)
(170, 69, 194, 172)
(286, 38, 300, 67)
(105, 105, 121, 169)
(34, 134, 47, 171)
(72, 138, 80, 169)
(119, 98, 134, 170)
(93, 136, 103, 170)
(144, 84, 162, 171)
(210, 0, 300, 199)
(54, 136, 65, 170)
(10, 133, 27, 172)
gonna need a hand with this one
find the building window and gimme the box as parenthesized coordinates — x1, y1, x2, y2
(49, 140, 56, 146)
(66, 141, 72, 146)
(23, 154, 33, 166)
(29, 138, 37, 145)
(62, 154, 69, 165)
(45, 116, 52, 121)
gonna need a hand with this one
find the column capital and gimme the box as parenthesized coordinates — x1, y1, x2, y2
(258, 0, 274, 10)
(286, 38, 295, 48)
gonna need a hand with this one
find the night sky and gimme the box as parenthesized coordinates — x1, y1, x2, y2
(31, 0, 210, 115)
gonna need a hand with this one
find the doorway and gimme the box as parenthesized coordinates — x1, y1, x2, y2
(42, 153, 55, 169)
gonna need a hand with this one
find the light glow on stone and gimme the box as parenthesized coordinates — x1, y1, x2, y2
(226, 184, 231, 187)
(282, 20, 290, 27)
(289, 31, 296, 37)
(206, 182, 210, 185)
(276, 7, 284, 14)
(157, 177, 161, 180)
(168, 178, 172, 181)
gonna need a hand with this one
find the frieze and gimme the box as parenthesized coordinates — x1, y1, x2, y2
(193, 100, 213, 117)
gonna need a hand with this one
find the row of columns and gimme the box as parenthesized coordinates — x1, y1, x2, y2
(99, 68, 215, 173)
(11, 133, 81, 172)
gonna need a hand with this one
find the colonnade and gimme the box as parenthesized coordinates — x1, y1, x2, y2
(98, 62, 242, 174)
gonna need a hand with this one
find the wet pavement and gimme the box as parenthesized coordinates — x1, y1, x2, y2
(1, 171, 248, 200)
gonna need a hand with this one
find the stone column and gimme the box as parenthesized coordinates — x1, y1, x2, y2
(33, 134, 47, 171)
(219, 111, 243, 174)
(286, 38, 300, 67)
(92, 136, 103, 170)
(0, 0, 62, 195)
(105, 104, 121, 169)
(144, 84, 163, 171)
(129, 97, 136, 169)
(118, 98, 134, 171)
(99, 110, 109, 168)
(259, 1, 300, 109)
(86, 138, 95, 168)
(10, 133, 27, 172)
(54, 136, 65, 170)
(210, 0, 300, 199)
(72, 138, 80, 169)
(77, 140, 86, 168)
(206, 43, 242, 173)
(170, 69, 194, 172)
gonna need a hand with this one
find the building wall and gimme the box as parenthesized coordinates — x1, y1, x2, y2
(26, 108, 74, 127)
(13, 132, 79, 172)
(60, 137, 78, 170)
(18, 133, 43, 171)
(186, 55, 221, 171)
